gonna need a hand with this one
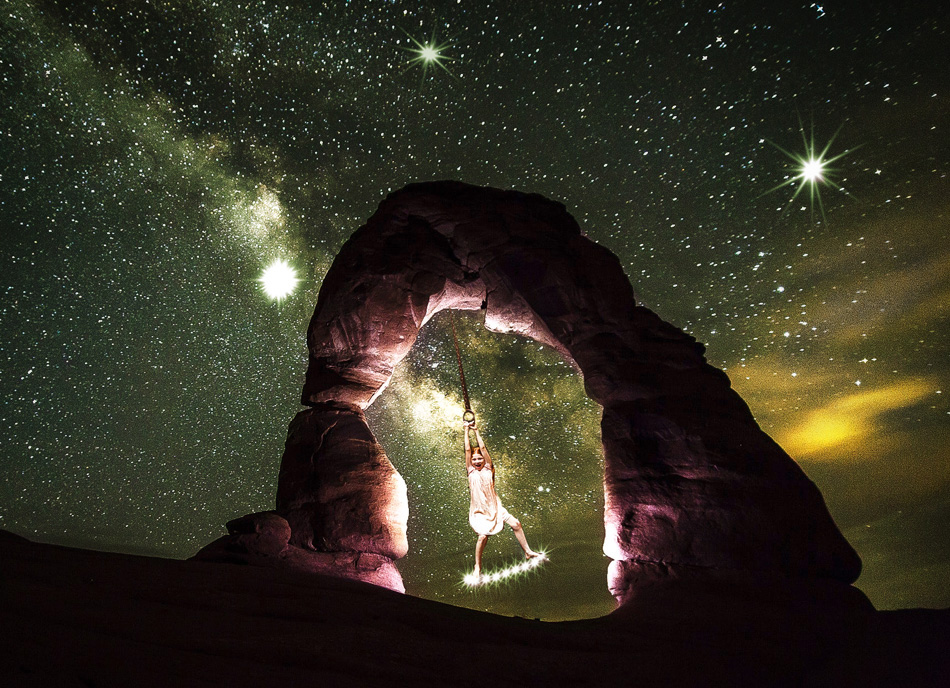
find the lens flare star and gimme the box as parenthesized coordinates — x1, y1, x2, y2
(403, 31, 455, 81)
(258, 259, 299, 301)
(801, 157, 825, 183)
(762, 116, 862, 224)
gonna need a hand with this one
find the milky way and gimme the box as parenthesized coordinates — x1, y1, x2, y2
(2, 1, 947, 620)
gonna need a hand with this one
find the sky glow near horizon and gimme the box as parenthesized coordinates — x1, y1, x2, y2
(1, 0, 948, 621)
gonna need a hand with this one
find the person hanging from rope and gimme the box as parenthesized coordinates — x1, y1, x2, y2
(463, 420, 540, 578)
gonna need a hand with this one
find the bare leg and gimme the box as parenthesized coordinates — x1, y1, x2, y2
(474, 534, 489, 576)
(510, 519, 539, 558)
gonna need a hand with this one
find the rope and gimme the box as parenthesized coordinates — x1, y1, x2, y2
(450, 311, 475, 423)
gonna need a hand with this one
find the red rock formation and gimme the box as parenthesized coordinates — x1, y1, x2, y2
(195, 402, 407, 591)
(276, 403, 408, 561)
(193, 509, 404, 592)
(213, 180, 860, 599)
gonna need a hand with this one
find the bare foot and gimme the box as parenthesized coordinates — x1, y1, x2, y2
(525, 550, 540, 559)
(473, 566, 481, 577)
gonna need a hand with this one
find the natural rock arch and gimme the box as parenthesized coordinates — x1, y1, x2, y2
(199, 180, 860, 603)
(272, 180, 860, 601)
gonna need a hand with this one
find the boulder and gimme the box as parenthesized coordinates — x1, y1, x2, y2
(192, 510, 404, 592)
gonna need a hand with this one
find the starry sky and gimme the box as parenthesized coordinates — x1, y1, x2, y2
(2, 0, 947, 621)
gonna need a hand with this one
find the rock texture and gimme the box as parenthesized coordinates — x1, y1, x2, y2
(194, 402, 407, 592)
(193, 510, 404, 591)
(275, 403, 408, 561)
(214, 180, 860, 599)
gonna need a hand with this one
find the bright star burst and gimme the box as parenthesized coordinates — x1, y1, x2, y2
(403, 31, 455, 80)
(801, 157, 825, 183)
(763, 116, 862, 224)
(258, 259, 299, 301)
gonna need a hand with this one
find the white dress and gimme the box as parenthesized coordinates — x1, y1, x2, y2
(468, 465, 509, 536)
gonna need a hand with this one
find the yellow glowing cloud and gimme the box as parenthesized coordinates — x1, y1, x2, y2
(816, 254, 950, 345)
(776, 380, 934, 459)
(787, 414, 857, 456)
(763, 206, 950, 346)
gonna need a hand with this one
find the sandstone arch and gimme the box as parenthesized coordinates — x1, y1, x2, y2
(268, 180, 860, 601)
(196, 181, 859, 601)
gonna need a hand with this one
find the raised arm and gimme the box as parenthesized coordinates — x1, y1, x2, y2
(464, 423, 474, 471)
(473, 427, 492, 469)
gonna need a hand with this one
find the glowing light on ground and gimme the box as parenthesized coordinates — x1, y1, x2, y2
(258, 259, 299, 300)
(463, 552, 548, 587)
(762, 115, 862, 223)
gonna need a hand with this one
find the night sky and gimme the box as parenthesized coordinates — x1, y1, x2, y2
(2, 1, 947, 621)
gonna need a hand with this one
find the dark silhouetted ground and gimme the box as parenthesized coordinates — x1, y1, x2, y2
(2, 530, 947, 687)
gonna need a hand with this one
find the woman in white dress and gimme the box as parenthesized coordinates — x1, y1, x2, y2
(463, 422, 539, 578)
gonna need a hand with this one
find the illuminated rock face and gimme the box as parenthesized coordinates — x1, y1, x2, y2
(277, 180, 860, 599)
(193, 510, 404, 591)
(277, 403, 408, 561)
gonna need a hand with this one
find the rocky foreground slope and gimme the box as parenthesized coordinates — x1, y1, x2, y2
(2, 531, 947, 687)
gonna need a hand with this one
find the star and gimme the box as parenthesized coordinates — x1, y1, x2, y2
(801, 157, 825, 183)
(403, 31, 455, 81)
(258, 259, 299, 301)
(762, 115, 863, 224)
